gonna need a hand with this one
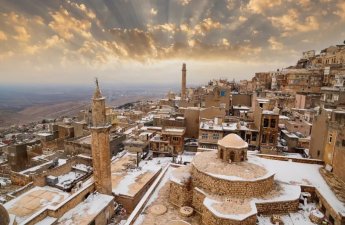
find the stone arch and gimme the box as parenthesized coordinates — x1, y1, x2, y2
(229, 151, 235, 162)
(240, 150, 245, 161)
(219, 148, 223, 160)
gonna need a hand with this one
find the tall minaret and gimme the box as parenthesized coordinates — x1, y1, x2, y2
(90, 78, 112, 195)
(181, 63, 187, 100)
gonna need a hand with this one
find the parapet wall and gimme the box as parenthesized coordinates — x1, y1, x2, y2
(257, 154, 324, 165)
(191, 165, 274, 197)
(202, 209, 257, 225)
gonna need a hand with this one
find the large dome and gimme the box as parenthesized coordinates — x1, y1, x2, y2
(218, 133, 248, 149)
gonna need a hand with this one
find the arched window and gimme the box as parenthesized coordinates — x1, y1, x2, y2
(230, 151, 235, 162)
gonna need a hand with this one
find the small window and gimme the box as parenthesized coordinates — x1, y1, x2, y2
(270, 119, 276, 128)
(213, 133, 220, 140)
(329, 134, 333, 143)
(263, 118, 269, 128)
(317, 150, 320, 157)
(252, 133, 257, 141)
(262, 134, 267, 143)
(342, 140, 345, 147)
(269, 134, 275, 143)
(202, 133, 208, 139)
(172, 137, 179, 141)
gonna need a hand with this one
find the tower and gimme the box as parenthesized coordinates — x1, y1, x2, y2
(181, 63, 187, 100)
(90, 78, 112, 195)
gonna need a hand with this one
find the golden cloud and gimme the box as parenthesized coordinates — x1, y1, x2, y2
(247, 0, 281, 14)
(269, 9, 319, 35)
(49, 9, 92, 40)
(0, 31, 8, 41)
(13, 26, 30, 42)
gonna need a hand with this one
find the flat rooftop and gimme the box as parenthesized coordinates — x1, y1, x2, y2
(5, 186, 70, 224)
(57, 192, 113, 225)
(111, 153, 171, 197)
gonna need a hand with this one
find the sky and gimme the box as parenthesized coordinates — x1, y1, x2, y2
(0, 0, 345, 86)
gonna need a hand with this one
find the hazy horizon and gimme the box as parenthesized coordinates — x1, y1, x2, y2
(1, 0, 344, 85)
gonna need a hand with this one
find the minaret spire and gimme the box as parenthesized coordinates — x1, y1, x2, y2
(90, 79, 112, 195)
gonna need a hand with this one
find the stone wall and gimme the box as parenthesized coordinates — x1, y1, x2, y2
(257, 154, 324, 165)
(192, 188, 206, 214)
(315, 188, 345, 225)
(10, 171, 31, 186)
(191, 166, 274, 197)
(169, 181, 192, 207)
(33, 157, 91, 186)
(256, 199, 299, 215)
(202, 209, 257, 225)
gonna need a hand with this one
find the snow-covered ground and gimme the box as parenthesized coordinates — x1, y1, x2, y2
(250, 153, 345, 216)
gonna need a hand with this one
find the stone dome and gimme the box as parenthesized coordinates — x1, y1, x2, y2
(0, 204, 10, 225)
(218, 133, 248, 149)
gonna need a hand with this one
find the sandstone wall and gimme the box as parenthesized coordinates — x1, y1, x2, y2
(191, 166, 274, 197)
(169, 181, 192, 207)
(202, 208, 257, 225)
(192, 188, 206, 214)
(256, 199, 299, 215)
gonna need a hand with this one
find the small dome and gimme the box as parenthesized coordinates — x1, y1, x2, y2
(218, 133, 248, 149)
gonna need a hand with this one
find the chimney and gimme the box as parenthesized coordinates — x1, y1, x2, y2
(181, 63, 187, 100)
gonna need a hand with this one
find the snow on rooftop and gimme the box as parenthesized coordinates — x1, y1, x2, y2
(5, 186, 70, 224)
(57, 192, 113, 225)
(218, 133, 248, 149)
(170, 165, 191, 185)
(250, 153, 345, 215)
(192, 151, 271, 181)
(112, 153, 171, 197)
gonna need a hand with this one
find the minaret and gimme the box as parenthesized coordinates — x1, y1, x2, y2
(90, 78, 112, 195)
(181, 63, 187, 100)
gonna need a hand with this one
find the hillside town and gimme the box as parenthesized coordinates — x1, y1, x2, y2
(0, 43, 345, 225)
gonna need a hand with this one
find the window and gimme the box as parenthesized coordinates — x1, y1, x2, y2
(262, 134, 267, 143)
(317, 150, 320, 157)
(329, 134, 333, 143)
(252, 133, 257, 141)
(269, 134, 275, 143)
(342, 140, 345, 147)
(172, 137, 179, 141)
(263, 118, 269, 128)
(213, 133, 220, 140)
(220, 90, 226, 96)
(270, 119, 276, 128)
(202, 133, 208, 139)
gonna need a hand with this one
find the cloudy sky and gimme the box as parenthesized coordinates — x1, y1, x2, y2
(0, 0, 344, 86)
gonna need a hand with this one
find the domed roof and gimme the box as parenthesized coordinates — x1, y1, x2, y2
(218, 133, 248, 149)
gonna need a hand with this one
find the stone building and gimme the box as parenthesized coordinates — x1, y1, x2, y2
(253, 100, 279, 152)
(169, 134, 301, 225)
(320, 86, 345, 109)
(323, 110, 345, 183)
(309, 109, 332, 160)
(149, 127, 186, 156)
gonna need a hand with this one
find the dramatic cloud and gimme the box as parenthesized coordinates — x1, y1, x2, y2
(0, 0, 344, 84)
